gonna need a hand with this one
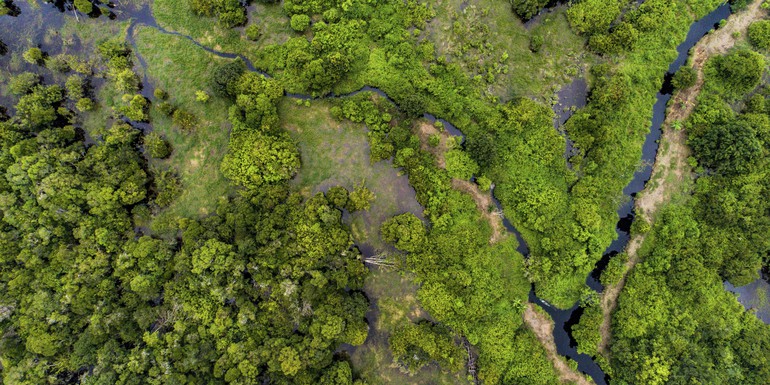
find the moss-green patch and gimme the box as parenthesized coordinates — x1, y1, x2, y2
(426, 0, 591, 102)
(133, 26, 233, 218)
(281, 97, 424, 251)
(349, 270, 472, 385)
(152, 0, 291, 64)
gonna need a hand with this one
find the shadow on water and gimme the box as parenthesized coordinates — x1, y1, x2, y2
(725, 268, 770, 324)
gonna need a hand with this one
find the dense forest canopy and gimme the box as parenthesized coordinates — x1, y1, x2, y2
(0, 0, 769, 384)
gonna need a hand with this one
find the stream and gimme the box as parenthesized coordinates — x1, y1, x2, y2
(0, 1, 750, 384)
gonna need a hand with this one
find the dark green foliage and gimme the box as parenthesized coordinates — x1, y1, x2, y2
(143, 131, 172, 158)
(156, 101, 175, 116)
(209, 59, 246, 98)
(690, 118, 763, 175)
(389, 321, 465, 373)
(704, 49, 765, 100)
(8, 72, 40, 96)
(381, 213, 426, 253)
(45, 54, 70, 73)
(189, 0, 247, 27)
(509, 0, 549, 20)
(325, 185, 349, 208)
(748, 20, 770, 50)
(672, 66, 697, 90)
(745, 94, 766, 114)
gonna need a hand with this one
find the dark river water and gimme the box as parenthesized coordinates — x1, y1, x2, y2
(1, 2, 759, 384)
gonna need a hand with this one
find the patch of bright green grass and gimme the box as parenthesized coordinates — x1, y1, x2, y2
(280, 97, 424, 251)
(426, 0, 591, 102)
(152, 0, 292, 63)
(134, 26, 233, 218)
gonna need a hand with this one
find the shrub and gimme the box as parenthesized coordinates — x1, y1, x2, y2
(476, 175, 492, 191)
(113, 68, 140, 92)
(748, 20, 770, 50)
(290, 14, 311, 32)
(153, 169, 182, 207)
(23, 47, 43, 65)
(156, 101, 175, 116)
(529, 34, 544, 53)
(65, 75, 86, 100)
(76, 98, 95, 112)
(172, 109, 198, 131)
(210, 60, 245, 98)
(153, 88, 168, 100)
(428, 134, 440, 147)
(672, 66, 697, 90)
(347, 184, 375, 212)
(144, 132, 172, 159)
(8, 72, 40, 96)
(245, 24, 261, 41)
(221, 130, 300, 188)
(45, 55, 71, 73)
(325, 186, 349, 208)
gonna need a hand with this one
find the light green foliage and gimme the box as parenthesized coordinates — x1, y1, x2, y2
(567, 0, 623, 35)
(445, 149, 479, 180)
(381, 213, 426, 253)
(572, 300, 602, 357)
(476, 175, 492, 191)
(189, 0, 247, 27)
(143, 131, 172, 158)
(245, 23, 262, 41)
(8, 72, 40, 96)
(15, 85, 64, 130)
(221, 129, 300, 187)
(22, 47, 43, 65)
(119, 94, 150, 122)
(153, 88, 169, 100)
(748, 20, 770, 50)
(389, 321, 465, 373)
(74, 0, 93, 14)
(195, 89, 210, 102)
(65, 75, 86, 100)
(347, 184, 375, 212)
(290, 13, 310, 32)
(600, 252, 627, 287)
(75, 97, 95, 112)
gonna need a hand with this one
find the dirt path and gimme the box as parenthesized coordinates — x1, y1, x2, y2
(596, 0, 767, 358)
(523, 304, 595, 385)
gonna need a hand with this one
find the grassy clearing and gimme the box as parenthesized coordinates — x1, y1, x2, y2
(152, 0, 292, 63)
(349, 270, 471, 385)
(426, 0, 591, 102)
(281, 97, 424, 251)
(280, 99, 468, 383)
(134, 26, 234, 218)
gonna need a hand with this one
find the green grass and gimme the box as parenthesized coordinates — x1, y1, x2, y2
(280, 97, 424, 251)
(152, 0, 292, 64)
(349, 270, 471, 385)
(426, 0, 591, 102)
(134, 26, 234, 218)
